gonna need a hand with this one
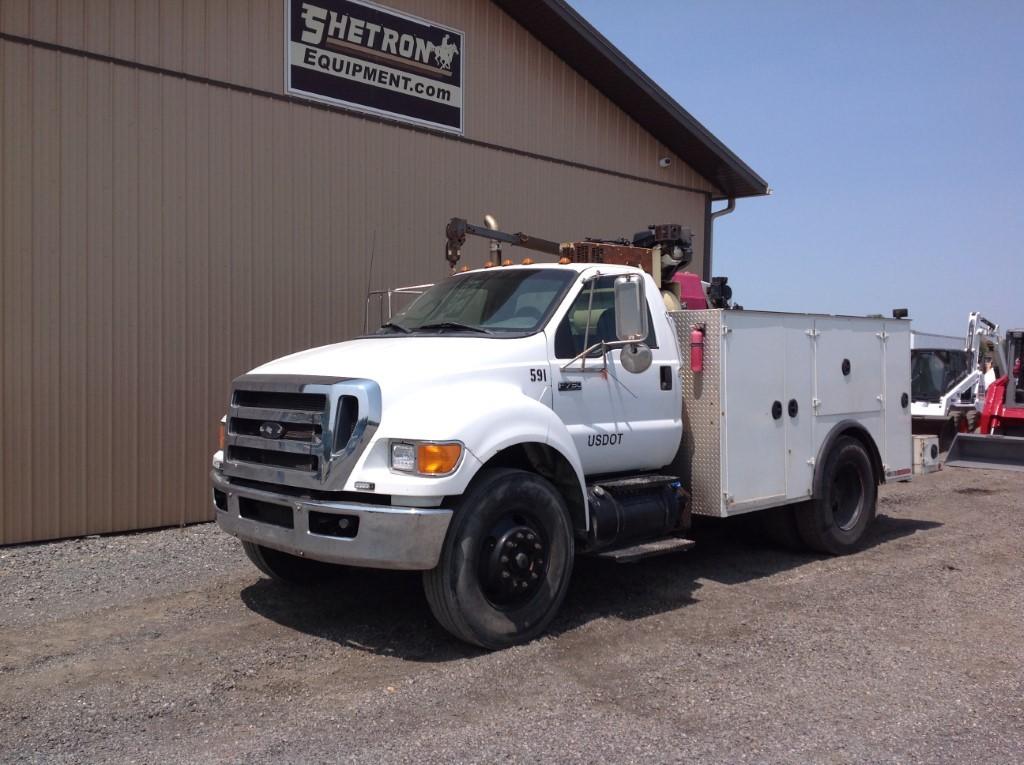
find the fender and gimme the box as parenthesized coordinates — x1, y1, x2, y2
(348, 383, 588, 521)
(811, 419, 884, 498)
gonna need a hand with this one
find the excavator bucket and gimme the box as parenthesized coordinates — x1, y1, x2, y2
(945, 433, 1024, 472)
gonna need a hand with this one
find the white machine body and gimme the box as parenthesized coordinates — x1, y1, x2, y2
(910, 312, 1002, 422)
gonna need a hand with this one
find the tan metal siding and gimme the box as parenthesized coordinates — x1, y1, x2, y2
(0, 27, 710, 545)
(0, 0, 718, 194)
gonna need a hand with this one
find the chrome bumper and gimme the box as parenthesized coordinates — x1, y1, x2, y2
(211, 470, 452, 571)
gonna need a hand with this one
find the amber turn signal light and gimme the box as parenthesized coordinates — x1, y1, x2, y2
(417, 442, 462, 474)
(218, 418, 226, 451)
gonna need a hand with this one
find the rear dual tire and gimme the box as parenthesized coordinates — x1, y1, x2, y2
(795, 436, 877, 554)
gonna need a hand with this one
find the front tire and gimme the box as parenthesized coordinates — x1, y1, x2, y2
(423, 468, 575, 649)
(241, 541, 344, 585)
(796, 436, 878, 554)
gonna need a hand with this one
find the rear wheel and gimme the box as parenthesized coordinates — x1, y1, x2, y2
(423, 468, 575, 649)
(241, 541, 344, 584)
(796, 436, 877, 554)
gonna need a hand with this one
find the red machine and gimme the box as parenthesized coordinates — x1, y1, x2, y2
(947, 329, 1024, 471)
(977, 329, 1024, 435)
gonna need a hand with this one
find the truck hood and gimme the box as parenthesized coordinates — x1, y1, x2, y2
(250, 335, 547, 393)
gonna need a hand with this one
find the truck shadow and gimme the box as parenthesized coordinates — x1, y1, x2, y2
(554, 512, 940, 632)
(238, 513, 940, 662)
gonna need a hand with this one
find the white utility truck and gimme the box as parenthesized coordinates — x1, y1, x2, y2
(211, 219, 912, 648)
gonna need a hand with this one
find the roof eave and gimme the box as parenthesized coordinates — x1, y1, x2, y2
(491, 0, 770, 199)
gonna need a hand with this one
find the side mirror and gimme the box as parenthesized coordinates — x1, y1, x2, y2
(613, 274, 649, 342)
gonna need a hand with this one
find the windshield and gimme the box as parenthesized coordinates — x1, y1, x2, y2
(378, 269, 576, 336)
(911, 349, 970, 403)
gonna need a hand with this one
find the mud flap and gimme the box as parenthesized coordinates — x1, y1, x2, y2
(945, 433, 1024, 472)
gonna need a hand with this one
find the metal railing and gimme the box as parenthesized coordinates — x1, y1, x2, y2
(363, 284, 433, 333)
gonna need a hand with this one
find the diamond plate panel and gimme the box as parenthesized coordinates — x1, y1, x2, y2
(670, 309, 725, 517)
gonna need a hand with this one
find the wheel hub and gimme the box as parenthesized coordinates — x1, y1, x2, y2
(831, 463, 864, 531)
(480, 517, 548, 607)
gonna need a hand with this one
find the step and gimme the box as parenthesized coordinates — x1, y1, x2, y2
(594, 537, 696, 563)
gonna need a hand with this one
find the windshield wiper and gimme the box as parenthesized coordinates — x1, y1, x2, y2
(380, 320, 411, 334)
(416, 321, 494, 335)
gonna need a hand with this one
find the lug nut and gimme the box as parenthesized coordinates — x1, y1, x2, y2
(500, 555, 508, 563)
(501, 571, 510, 579)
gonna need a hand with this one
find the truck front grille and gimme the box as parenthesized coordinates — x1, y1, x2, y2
(227, 386, 328, 476)
(222, 375, 381, 491)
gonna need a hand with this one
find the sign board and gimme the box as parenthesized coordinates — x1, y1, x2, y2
(287, 0, 464, 134)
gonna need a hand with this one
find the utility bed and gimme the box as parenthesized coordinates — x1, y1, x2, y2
(670, 309, 912, 517)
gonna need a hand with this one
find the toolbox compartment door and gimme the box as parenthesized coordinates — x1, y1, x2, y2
(722, 319, 787, 506)
(883, 320, 913, 475)
(813, 318, 884, 416)
(784, 317, 815, 500)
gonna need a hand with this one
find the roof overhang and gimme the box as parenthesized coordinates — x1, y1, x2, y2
(492, 0, 770, 200)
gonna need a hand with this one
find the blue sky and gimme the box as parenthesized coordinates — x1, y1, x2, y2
(570, 0, 1023, 336)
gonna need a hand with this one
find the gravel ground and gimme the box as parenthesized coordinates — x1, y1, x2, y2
(1, 465, 1022, 764)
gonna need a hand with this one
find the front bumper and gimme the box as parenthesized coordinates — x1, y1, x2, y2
(211, 470, 452, 571)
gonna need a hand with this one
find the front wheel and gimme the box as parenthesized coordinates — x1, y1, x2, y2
(423, 468, 575, 649)
(795, 436, 878, 554)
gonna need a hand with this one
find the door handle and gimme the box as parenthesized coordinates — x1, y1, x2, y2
(660, 366, 672, 391)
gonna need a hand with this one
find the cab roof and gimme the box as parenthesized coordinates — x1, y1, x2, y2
(453, 262, 643, 276)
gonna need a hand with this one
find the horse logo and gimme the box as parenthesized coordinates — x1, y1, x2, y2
(432, 34, 459, 71)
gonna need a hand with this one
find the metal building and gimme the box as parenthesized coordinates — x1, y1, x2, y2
(0, 0, 767, 545)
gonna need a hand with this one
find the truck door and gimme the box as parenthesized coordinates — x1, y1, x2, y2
(546, 274, 682, 476)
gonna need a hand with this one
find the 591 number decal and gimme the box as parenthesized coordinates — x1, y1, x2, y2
(529, 368, 548, 383)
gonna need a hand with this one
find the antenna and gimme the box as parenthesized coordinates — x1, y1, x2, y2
(363, 231, 378, 333)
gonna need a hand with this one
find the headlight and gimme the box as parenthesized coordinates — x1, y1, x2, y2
(390, 440, 463, 476)
(390, 442, 418, 472)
